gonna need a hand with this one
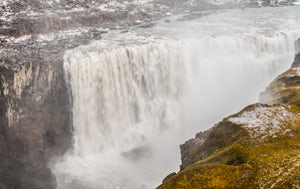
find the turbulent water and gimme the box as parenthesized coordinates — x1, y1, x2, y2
(53, 6, 300, 189)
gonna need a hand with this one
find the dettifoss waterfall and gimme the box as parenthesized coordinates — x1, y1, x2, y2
(53, 6, 300, 189)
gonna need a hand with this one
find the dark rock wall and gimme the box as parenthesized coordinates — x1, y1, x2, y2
(0, 62, 72, 189)
(180, 121, 247, 170)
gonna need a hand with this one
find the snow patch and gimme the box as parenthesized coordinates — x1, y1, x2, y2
(229, 105, 298, 139)
(207, 0, 241, 5)
(11, 35, 31, 43)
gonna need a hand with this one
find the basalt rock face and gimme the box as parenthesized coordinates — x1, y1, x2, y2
(0, 61, 73, 189)
(158, 40, 300, 189)
(180, 122, 247, 170)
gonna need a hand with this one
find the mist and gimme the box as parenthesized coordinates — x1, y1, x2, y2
(53, 6, 300, 189)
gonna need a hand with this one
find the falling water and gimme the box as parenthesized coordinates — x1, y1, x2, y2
(64, 39, 185, 157)
(54, 6, 300, 189)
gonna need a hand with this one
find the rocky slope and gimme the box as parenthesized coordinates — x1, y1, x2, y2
(158, 40, 300, 188)
(0, 59, 72, 189)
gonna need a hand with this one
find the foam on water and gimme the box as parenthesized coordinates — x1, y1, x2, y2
(53, 6, 300, 189)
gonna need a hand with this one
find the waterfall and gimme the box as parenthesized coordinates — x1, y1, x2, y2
(53, 30, 299, 189)
(63, 40, 184, 157)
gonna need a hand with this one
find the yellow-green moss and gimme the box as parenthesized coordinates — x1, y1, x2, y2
(158, 164, 255, 189)
(158, 130, 300, 189)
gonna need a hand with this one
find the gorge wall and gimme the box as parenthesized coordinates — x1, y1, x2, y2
(0, 61, 72, 189)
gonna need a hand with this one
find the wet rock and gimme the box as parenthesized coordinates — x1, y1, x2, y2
(180, 121, 246, 170)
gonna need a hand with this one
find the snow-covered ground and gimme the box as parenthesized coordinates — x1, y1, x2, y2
(229, 105, 298, 139)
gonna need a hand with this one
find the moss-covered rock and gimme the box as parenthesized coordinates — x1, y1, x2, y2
(158, 42, 300, 189)
(159, 104, 300, 189)
(260, 52, 300, 107)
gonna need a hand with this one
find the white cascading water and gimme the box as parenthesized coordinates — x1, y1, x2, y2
(64, 41, 183, 156)
(53, 6, 300, 189)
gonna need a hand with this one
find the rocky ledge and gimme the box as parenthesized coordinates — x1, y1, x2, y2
(158, 40, 300, 189)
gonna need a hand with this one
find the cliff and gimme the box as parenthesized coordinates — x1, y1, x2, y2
(0, 61, 73, 189)
(158, 40, 300, 189)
